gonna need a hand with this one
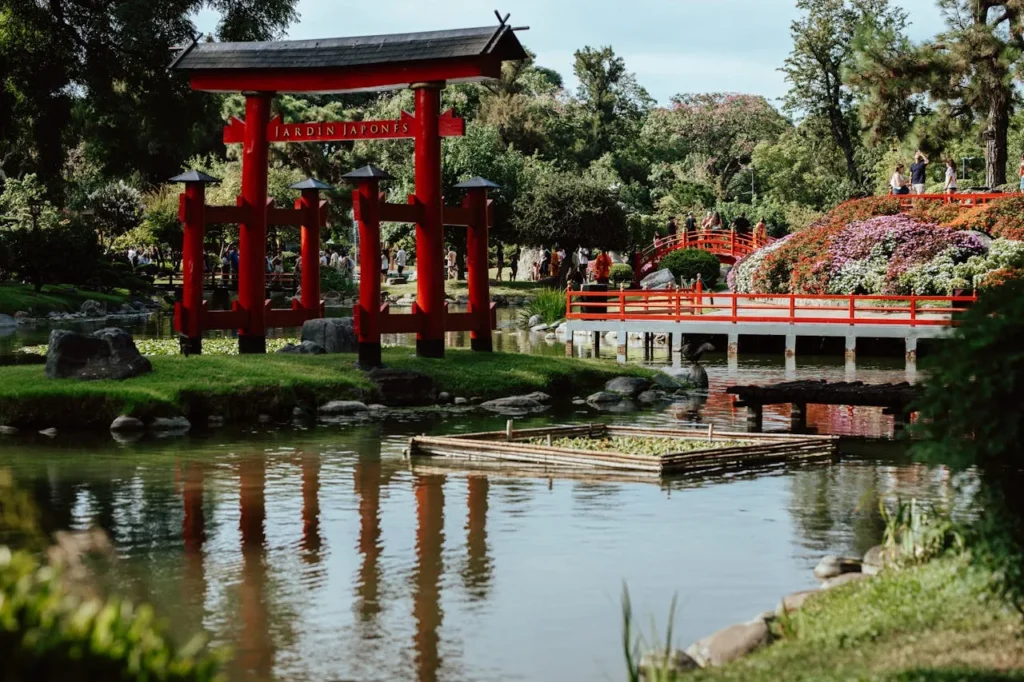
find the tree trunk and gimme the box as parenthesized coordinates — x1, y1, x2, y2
(986, 92, 1010, 189)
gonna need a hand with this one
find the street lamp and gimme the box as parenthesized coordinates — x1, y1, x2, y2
(28, 199, 42, 231)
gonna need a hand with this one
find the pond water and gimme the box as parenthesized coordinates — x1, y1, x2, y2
(0, 307, 966, 681)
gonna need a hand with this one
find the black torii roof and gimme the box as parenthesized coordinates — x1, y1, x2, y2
(169, 170, 221, 184)
(171, 25, 527, 73)
(341, 165, 394, 181)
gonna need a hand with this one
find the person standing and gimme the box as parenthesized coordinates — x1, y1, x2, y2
(685, 212, 697, 233)
(944, 159, 958, 194)
(1018, 153, 1024, 192)
(550, 246, 560, 278)
(910, 151, 929, 195)
(495, 243, 504, 281)
(732, 212, 751, 234)
(395, 246, 407, 277)
(509, 248, 519, 282)
(594, 249, 612, 285)
(381, 248, 389, 283)
(446, 245, 457, 280)
(890, 164, 910, 195)
(667, 217, 678, 238)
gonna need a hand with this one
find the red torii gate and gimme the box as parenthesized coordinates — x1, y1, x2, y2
(169, 20, 527, 357)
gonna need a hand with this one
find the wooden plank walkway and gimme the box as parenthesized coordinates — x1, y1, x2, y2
(726, 380, 922, 432)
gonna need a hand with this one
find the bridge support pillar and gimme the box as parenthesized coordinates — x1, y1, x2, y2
(593, 331, 601, 358)
(727, 333, 739, 359)
(905, 336, 918, 365)
(844, 336, 856, 362)
(784, 334, 797, 358)
(616, 327, 627, 364)
(746, 404, 763, 432)
(790, 402, 807, 433)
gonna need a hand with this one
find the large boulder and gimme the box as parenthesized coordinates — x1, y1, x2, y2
(605, 376, 652, 398)
(301, 317, 357, 354)
(367, 368, 437, 407)
(640, 268, 676, 291)
(813, 554, 862, 581)
(480, 396, 550, 416)
(276, 341, 326, 355)
(862, 544, 894, 576)
(319, 400, 369, 416)
(514, 247, 544, 282)
(776, 590, 819, 615)
(685, 618, 771, 668)
(44, 328, 152, 380)
(79, 300, 106, 317)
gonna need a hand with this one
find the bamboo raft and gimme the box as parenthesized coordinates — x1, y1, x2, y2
(407, 423, 839, 477)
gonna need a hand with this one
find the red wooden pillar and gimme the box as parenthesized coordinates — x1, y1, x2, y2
(291, 178, 332, 317)
(238, 92, 273, 354)
(413, 82, 446, 358)
(171, 170, 220, 355)
(455, 177, 499, 352)
(343, 165, 393, 368)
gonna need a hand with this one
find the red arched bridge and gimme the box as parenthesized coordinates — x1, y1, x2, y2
(634, 228, 773, 282)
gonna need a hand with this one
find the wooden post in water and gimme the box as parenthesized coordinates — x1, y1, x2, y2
(746, 404, 763, 432)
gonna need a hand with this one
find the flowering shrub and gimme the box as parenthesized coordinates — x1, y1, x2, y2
(729, 196, 1012, 295)
(946, 196, 1024, 241)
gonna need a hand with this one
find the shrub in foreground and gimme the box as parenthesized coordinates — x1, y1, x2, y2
(659, 249, 720, 288)
(914, 280, 1024, 608)
(520, 288, 566, 325)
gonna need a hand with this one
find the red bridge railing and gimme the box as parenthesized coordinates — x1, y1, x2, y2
(566, 286, 977, 328)
(635, 228, 773, 281)
(895, 192, 1012, 210)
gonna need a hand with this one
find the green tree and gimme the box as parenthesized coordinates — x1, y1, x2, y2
(782, 0, 908, 184)
(572, 46, 652, 165)
(512, 167, 627, 284)
(645, 94, 789, 200)
(851, 0, 1023, 187)
(0, 0, 299, 194)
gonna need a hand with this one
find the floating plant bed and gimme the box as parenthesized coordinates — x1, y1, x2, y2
(407, 423, 838, 477)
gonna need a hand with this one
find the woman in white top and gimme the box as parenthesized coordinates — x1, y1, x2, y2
(446, 248, 457, 280)
(381, 249, 389, 283)
(944, 159, 958, 194)
(890, 164, 910, 195)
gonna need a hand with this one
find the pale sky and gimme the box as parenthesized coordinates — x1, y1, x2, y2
(195, 0, 948, 105)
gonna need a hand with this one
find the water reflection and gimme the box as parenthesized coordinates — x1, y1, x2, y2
(412, 474, 445, 682)
(0, 400, 974, 682)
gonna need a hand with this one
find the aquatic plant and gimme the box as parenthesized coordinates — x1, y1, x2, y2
(530, 435, 747, 456)
(622, 584, 681, 682)
(519, 288, 566, 326)
(880, 497, 965, 566)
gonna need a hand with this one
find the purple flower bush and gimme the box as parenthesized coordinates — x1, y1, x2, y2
(732, 213, 992, 295)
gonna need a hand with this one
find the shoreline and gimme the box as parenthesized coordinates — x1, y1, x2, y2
(0, 350, 654, 433)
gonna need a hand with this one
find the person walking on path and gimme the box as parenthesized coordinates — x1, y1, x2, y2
(910, 151, 929, 195)
(594, 249, 612, 285)
(446, 246, 458, 281)
(509, 248, 519, 282)
(890, 164, 910, 195)
(496, 243, 504, 282)
(395, 246, 407, 277)
(944, 159, 958, 194)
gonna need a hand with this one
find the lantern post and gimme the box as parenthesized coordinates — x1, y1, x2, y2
(290, 178, 333, 316)
(170, 170, 221, 355)
(343, 165, 393, 368)
(455, 177, 500, 352)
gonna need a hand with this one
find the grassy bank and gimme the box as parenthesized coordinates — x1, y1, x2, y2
(383, 268, 550, 300)
(0, 350, 651, 429)
(691, 555, 1024, 681)
(0, 283, 132, 316)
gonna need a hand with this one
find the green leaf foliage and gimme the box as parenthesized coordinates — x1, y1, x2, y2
(658, 249, 721, 288)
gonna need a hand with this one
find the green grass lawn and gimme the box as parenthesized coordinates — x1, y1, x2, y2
(690, 555, 1024, 681)
(0, 349, 651, 429)
(0, 283, 133, 316)
(382, 267, 551, 300)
